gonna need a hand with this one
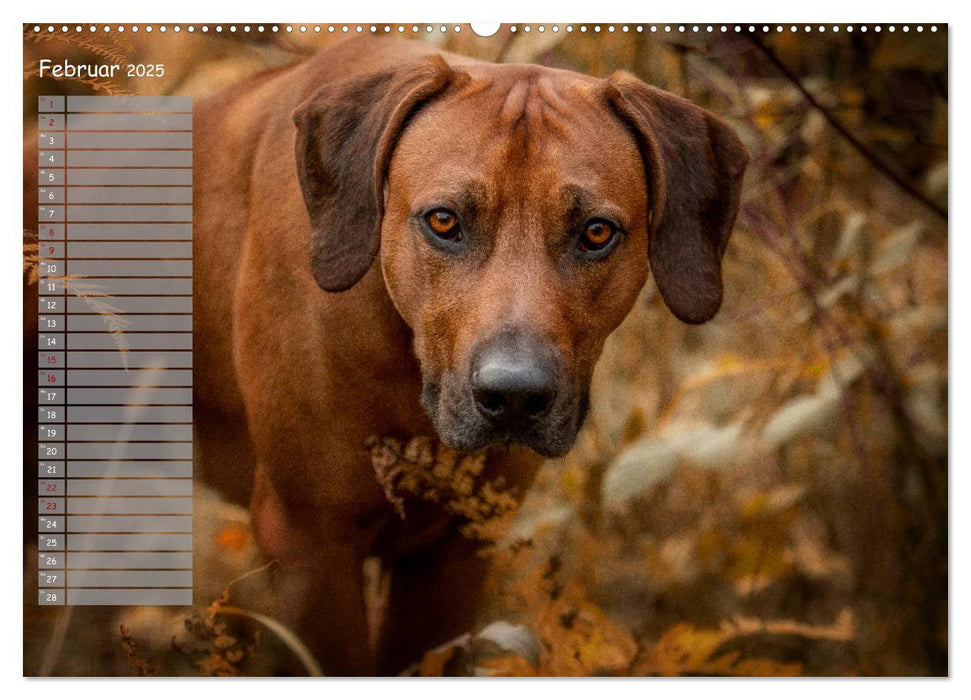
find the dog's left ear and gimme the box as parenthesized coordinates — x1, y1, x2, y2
(606, 72, 749, 324)
(293, 56, 466, 292)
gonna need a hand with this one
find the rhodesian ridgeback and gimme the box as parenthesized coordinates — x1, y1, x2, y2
(192, 35, 748, 674)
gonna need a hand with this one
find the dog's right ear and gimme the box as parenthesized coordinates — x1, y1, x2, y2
(293, 57, 464, 292)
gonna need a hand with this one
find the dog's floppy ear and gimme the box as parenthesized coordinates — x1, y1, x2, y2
(293, 56, 464, 292)
(606, 72, 749, 324)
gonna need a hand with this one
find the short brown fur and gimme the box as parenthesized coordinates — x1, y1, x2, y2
(186, 35, 747, 674)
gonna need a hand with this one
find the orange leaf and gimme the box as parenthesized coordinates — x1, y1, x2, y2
(215, 524, 249, 551)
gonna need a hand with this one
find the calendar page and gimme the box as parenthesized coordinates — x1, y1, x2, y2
(22, 21, 948, 678)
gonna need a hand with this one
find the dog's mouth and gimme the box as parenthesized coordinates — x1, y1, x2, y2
(421, 375, 588, 459)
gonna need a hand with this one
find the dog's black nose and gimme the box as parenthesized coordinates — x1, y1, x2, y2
(471, 347, 558, 427)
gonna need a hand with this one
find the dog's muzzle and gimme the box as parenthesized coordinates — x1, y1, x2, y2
(470, 338, 558, 431)
(423, 330, 586, 458)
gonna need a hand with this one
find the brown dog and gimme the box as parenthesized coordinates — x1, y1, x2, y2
(192, 35, 748, 674)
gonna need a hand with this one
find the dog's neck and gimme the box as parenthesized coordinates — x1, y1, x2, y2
(318, 262, 431, 429)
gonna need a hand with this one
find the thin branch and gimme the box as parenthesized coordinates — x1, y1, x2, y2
(746, 34, 947, 221)
(218, 606, 324, 676)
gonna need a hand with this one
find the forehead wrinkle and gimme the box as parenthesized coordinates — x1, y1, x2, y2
(518, 79, 587, 152)
(535, 77, 572, 116)
(497, 80, 532, 125)
(494, 76, 574, 121)
(451, 75, 496, 102)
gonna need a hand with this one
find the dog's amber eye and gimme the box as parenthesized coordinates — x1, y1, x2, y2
(426, 209, 459, 239)
(579, 220, 617, 252)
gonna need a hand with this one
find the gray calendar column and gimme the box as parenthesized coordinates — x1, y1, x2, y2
(42, 95, 194, 606)
(38, 95, 66, 606)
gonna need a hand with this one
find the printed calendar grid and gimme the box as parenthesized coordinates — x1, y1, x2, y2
(37, 95, 193, 606)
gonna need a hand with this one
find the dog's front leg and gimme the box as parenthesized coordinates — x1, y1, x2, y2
(250, 465, 374, 675)
(376, 447, 546, 675)
(377, 527, 491, 675)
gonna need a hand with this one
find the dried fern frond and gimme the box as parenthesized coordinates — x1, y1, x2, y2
(33, 71, 132, 96)
(367, 435, 519, 543)
(119, 624, 158, 676)
(24, 30, 131, 65)
(23, 243, 40, 286)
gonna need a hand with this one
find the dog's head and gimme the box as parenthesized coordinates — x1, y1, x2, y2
(293, 53, 748, 457)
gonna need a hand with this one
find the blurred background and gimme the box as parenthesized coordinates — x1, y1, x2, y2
(23, 23, 947, 676)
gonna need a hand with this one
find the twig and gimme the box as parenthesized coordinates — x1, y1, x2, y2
(217, 606, 324, 677)
(745, 34, 947, 221)
(206, 560, 323, 676)
(224, 559, 279, 591)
